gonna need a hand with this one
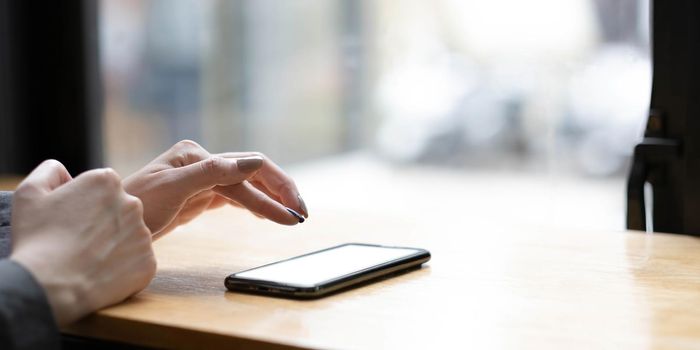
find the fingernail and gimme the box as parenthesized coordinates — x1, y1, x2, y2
(237, 157, 263, 173)
(297, 194, 308, 217)
(286, 207, 305, 223)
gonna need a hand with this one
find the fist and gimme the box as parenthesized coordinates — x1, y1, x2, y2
(11, 160, 157, 325)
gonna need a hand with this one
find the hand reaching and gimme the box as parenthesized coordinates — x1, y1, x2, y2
(123, 140, 308, 239)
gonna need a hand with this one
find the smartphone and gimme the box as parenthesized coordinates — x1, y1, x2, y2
(225, 243, 431, 299)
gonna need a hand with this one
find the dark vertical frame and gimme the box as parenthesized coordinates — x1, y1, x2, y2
(627, 0, 700, 234)
(0, 0, 18, 172)
(0, 0, 102, 175)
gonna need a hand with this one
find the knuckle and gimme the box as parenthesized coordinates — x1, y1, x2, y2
(101, 168, 122, 183)
(171, 153, 189, 168)
(136, 221, 152, 238)
(41, 159, 64, 170)
(171, 140, 206, 166)
(88, 168, 122, 188)
(14, 182, 40, 200)
(15, 160, 69, 200)
(200, 157, 226, 179)
(124, 195, 144, 214)
(173, 139, 202, 153)
(131, 225, 152, 248)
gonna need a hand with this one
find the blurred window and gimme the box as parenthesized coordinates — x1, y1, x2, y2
(100, 0, 650, 230)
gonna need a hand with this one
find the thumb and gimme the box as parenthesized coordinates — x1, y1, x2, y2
(16, 160, 73, 196)
(165, 156, 263, 198)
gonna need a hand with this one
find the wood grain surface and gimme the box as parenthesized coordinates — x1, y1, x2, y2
(0, 177, 21, 191)
(62, 204, 700, 349)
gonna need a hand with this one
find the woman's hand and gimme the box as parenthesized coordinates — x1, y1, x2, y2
(123, 140, 308, 239)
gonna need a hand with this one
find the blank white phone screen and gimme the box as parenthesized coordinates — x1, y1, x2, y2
(234, 245, 421, 287)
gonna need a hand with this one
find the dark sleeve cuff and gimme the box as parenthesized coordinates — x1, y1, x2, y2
(0, 259, 60, 350)
(0, 191, 12, 259)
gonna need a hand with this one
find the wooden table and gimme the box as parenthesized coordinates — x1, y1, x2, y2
(0, 177, 20, 191)
(63, 204, 700, 349)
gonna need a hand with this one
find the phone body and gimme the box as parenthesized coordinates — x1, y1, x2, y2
(225, 243, 431, 299)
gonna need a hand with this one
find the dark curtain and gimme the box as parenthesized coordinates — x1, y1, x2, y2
(0, 0, 102, 176)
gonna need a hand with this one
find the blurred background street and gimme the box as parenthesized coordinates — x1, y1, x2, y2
(99, 0, 650, 232)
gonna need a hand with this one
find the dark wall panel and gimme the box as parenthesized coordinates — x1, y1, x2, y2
(0, 0, 102, 175)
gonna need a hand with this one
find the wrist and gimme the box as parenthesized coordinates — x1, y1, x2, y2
(10, 253, 88, 326)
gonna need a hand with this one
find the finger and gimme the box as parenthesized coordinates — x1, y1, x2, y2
(217, 197, 265, 218)
(214, 181, 300, 225)
(16, 160, 73, 196)
(207, 194, 233, 210)
(57, 168, 125, 200)
(209, 196, 266, 218)
(226, 198, 244, 208)
(249, 180, 283, 203)
(160, 140, 211, 167)
(161, 156, 264, 201)
(250, 211, 266, 219)
(152, 191, 215, 240)
(177, 192, 215, 224)
(206, 195, 265, 219)
(154, 221, 178, 241)
(119, 193, 151, 239)
(183, 190, 216, 210)
(216, 152, 307, 217)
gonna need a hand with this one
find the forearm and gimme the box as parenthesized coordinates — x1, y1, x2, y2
(0, 191, 12, 259)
